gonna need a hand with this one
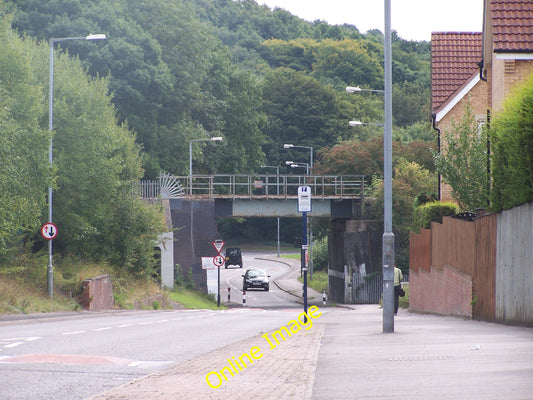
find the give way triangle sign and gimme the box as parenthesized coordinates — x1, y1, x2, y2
(212, 240, 225, 254)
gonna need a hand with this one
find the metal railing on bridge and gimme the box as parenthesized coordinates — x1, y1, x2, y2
(137, 174, 368, 201)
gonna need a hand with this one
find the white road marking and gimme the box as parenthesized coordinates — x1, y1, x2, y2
(92, 327, 112, 332)
(63, 331, 86, 335)
(5, 342, 23, 348)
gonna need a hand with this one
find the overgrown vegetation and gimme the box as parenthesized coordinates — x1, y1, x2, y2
(412, 201, 459, 232)
(490, 73, 533, 212)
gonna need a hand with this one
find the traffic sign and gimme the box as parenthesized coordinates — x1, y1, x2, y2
(40, 222, 58, 240)
(212, 240, 225, 254)
(298, 186, 312, 212)
(213, 255, 225, 268)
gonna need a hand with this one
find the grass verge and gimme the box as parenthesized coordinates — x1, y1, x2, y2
(169, 289, 226, 310)
(298, 270, 328, 294)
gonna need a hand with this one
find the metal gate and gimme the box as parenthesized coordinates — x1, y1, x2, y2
(352, 271, 382, 304)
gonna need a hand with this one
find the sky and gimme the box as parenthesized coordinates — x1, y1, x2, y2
(258, 0, 484, 41)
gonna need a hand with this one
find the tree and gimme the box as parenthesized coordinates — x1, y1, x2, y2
(262, 67, 348, 166)
(370, 160, 437, 269)
(40, 48, 165, 272)
(434, 103, 489, 211)
(0, 14, 50, 257)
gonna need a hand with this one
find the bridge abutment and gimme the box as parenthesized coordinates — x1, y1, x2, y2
(328, 219, 382, 304)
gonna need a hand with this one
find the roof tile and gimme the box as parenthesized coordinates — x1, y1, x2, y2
(431, 32, 483, 112)
(491, 0, 533, 53)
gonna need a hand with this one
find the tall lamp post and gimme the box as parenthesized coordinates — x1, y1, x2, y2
(47, 33, 106, 299)
(261, 166, 280, 258)
(383, 0, 395, 333)
(346, 0, 394, 332)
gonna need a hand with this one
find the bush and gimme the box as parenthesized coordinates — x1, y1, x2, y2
(491, 73, 533, 211)
(412, 201, 459, 232)
(312, 236, 328, 271)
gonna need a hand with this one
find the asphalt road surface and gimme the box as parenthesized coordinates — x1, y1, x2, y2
(220, 251, 300, 308)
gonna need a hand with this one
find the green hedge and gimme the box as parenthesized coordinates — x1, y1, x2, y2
(491, 73, 533, 212)
(412, 201, 459, 232)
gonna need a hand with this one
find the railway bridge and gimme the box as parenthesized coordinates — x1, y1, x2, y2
(140, 174, 382, 303)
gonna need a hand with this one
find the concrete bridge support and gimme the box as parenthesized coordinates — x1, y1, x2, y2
(328, 219, 382, 304)
(169, 198, 220, 291)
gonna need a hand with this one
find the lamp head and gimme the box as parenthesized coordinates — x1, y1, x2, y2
(346, 86, 361, 93)
(86, 34, 107, 40)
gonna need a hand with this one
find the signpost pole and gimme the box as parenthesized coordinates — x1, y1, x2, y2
(302, 212, 308, 319)
(212, 240, 225, 308)
(297, 186, 311, 321)
(217, 264, 221, 307)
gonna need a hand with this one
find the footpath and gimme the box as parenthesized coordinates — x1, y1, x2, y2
(86, 258, 533, 400)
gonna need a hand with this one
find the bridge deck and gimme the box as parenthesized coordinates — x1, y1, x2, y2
(139, 174, 368, 200)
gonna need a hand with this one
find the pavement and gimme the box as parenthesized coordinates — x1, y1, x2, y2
(85, 258, 533, 400)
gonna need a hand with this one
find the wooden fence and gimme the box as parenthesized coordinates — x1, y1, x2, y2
(410, 214, 497, 321)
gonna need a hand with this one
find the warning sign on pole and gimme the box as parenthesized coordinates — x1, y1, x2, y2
(213, 255, 225, 268)
(212, 240, 225, 254)
(40, 223, 58, 240)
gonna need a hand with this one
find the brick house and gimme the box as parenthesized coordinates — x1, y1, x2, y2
(432, 0, 533, 201)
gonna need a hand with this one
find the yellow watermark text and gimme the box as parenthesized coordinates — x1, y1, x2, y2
(205, 305, 322, 389)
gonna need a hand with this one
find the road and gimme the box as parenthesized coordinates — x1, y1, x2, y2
(219, 251, 301, 308)
(0, 253, 302, 400)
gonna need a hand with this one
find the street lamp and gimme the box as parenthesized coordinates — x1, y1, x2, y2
(285, 161, 309, 175)
(47, 33, 106, 299)
(349, 120, 385, 127)
(261, 165, 280, 258)
(283, 143, 313, 172)
(346, 86, 385, 94)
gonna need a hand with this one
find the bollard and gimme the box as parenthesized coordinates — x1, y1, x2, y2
(323, 290, 327, 305)
(242, 290, 246, 307)
(227, 287, 231, 303)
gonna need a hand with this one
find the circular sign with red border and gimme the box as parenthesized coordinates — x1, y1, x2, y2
(213, 255, 225, 268)
(40, 222, 58, 240)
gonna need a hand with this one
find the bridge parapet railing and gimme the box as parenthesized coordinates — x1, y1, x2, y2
(173, 174, 367, 199)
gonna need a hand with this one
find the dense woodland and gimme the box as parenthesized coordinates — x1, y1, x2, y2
(1, 0, 436, 273)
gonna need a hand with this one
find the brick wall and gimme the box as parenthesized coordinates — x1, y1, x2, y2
(80, 275, 114, 311)
(410, 264, 472, 317)
(490, 58, 533, 112)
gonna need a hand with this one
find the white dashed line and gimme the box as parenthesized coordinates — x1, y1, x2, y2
(5, 342, 23, 348)
(92, 327, 112, 332)
(63, 331, 86, 335)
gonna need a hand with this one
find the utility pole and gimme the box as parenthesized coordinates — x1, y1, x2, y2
(382, 0, 395, 333)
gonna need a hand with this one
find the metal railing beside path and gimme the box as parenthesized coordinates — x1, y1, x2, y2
(138, 174, 369, 200)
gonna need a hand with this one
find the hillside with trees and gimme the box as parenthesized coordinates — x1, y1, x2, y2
(1, 0, 435, 278)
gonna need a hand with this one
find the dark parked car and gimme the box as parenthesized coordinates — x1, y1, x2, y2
(225, 248, 242, 268)
(242, 268, 270, 291)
